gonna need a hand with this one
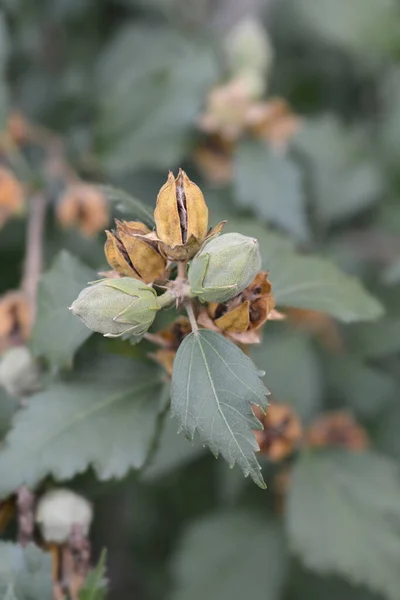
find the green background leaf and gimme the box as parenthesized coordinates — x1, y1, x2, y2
(0, 356, 163, 497)
(234, 140, 308, 241)
(225, 218, 383, 322)
(287, 450, 400, 600)
(253, 331, 322, 421)
(170, 511, 287, 600)
(30, 251, 95, 369)
(0, 543, 52, 600)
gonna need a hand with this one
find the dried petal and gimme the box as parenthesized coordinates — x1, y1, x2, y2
(214, 301, 250, 333)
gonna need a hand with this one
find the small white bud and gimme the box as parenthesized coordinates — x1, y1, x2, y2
(0, 346, 41, 397)
(36, 489, 93, 543)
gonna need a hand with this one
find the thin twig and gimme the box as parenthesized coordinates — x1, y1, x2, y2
(16, 487, 35, 546)
(185, 300, 199, 334)
(21, 193, 47, 321)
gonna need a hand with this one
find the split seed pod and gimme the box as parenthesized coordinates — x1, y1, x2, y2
(154, 169, 210, 260)
(105, 220, 166, 283)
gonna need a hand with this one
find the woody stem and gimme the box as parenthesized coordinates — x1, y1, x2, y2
(21, 192, 47, 321)
(185, 300, 198, 334)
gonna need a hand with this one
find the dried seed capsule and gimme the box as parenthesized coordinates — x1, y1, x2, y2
(70, 278, 160, 339)
(154, 169, 209, 260)
(104, 220, 166, 283)
(198, 271, 277, 344)
(188, 232, 261, 303)
(36, 489, 93, 543)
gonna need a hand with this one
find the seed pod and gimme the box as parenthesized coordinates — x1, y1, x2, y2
(188, 232, 261, 303)
(70, 278, 160, 339)
(105, 220, 166, 283)
(154, 169, 209, 260)
(36, 489, 92, 543)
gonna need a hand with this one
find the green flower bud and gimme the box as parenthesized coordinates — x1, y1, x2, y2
(188, 232, 262, 303)
(70, 278, 159, 338)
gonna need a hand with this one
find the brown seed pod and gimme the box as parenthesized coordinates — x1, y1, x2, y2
(104, 220, 167, 283)
(154, 169, 223, 261)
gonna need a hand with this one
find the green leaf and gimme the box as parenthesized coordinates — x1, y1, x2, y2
(253, 332, 322, 421)
(0, 356, 163, 497)
(0, 388, 18, 438)
(377, 400, 400, 462)
(79, 550, 108, 600)
(286, 565, 382, 600)
(347, 318, 400, 358)
(171, 330, 269, 488)
(292, 0, 400, 56)
(287, 450, 400, 600)
(142, 413, 206, 481)
(30, 251, 96, 369)
(295, 116, 384, 226)
(170, 511, 287, 600)
(97, 25, 218, 172)
(269, 253, 383, 322)
(379, 69, 400, 169)
(0, 542, 52, 600)
(99, 185, 154, 227)
(234, 140, 308, 241)
(226, 218, 383, 322)
(383, 260, 400, 285)
(324, 355, 396, 418)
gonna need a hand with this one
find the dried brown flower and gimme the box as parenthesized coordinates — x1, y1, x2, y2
(57, 184, 108, 237)
(254, 403, 303, 462)
(0, 166, 25, 228)
(0, 291, 32, 351)
(198, 77, 300, 149)
(194, 135, 234, 185)
(306, 411, 368, 451)
(246, 98, 301, 148)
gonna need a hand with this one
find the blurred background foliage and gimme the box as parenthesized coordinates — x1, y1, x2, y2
(1, 0, 400, 599)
